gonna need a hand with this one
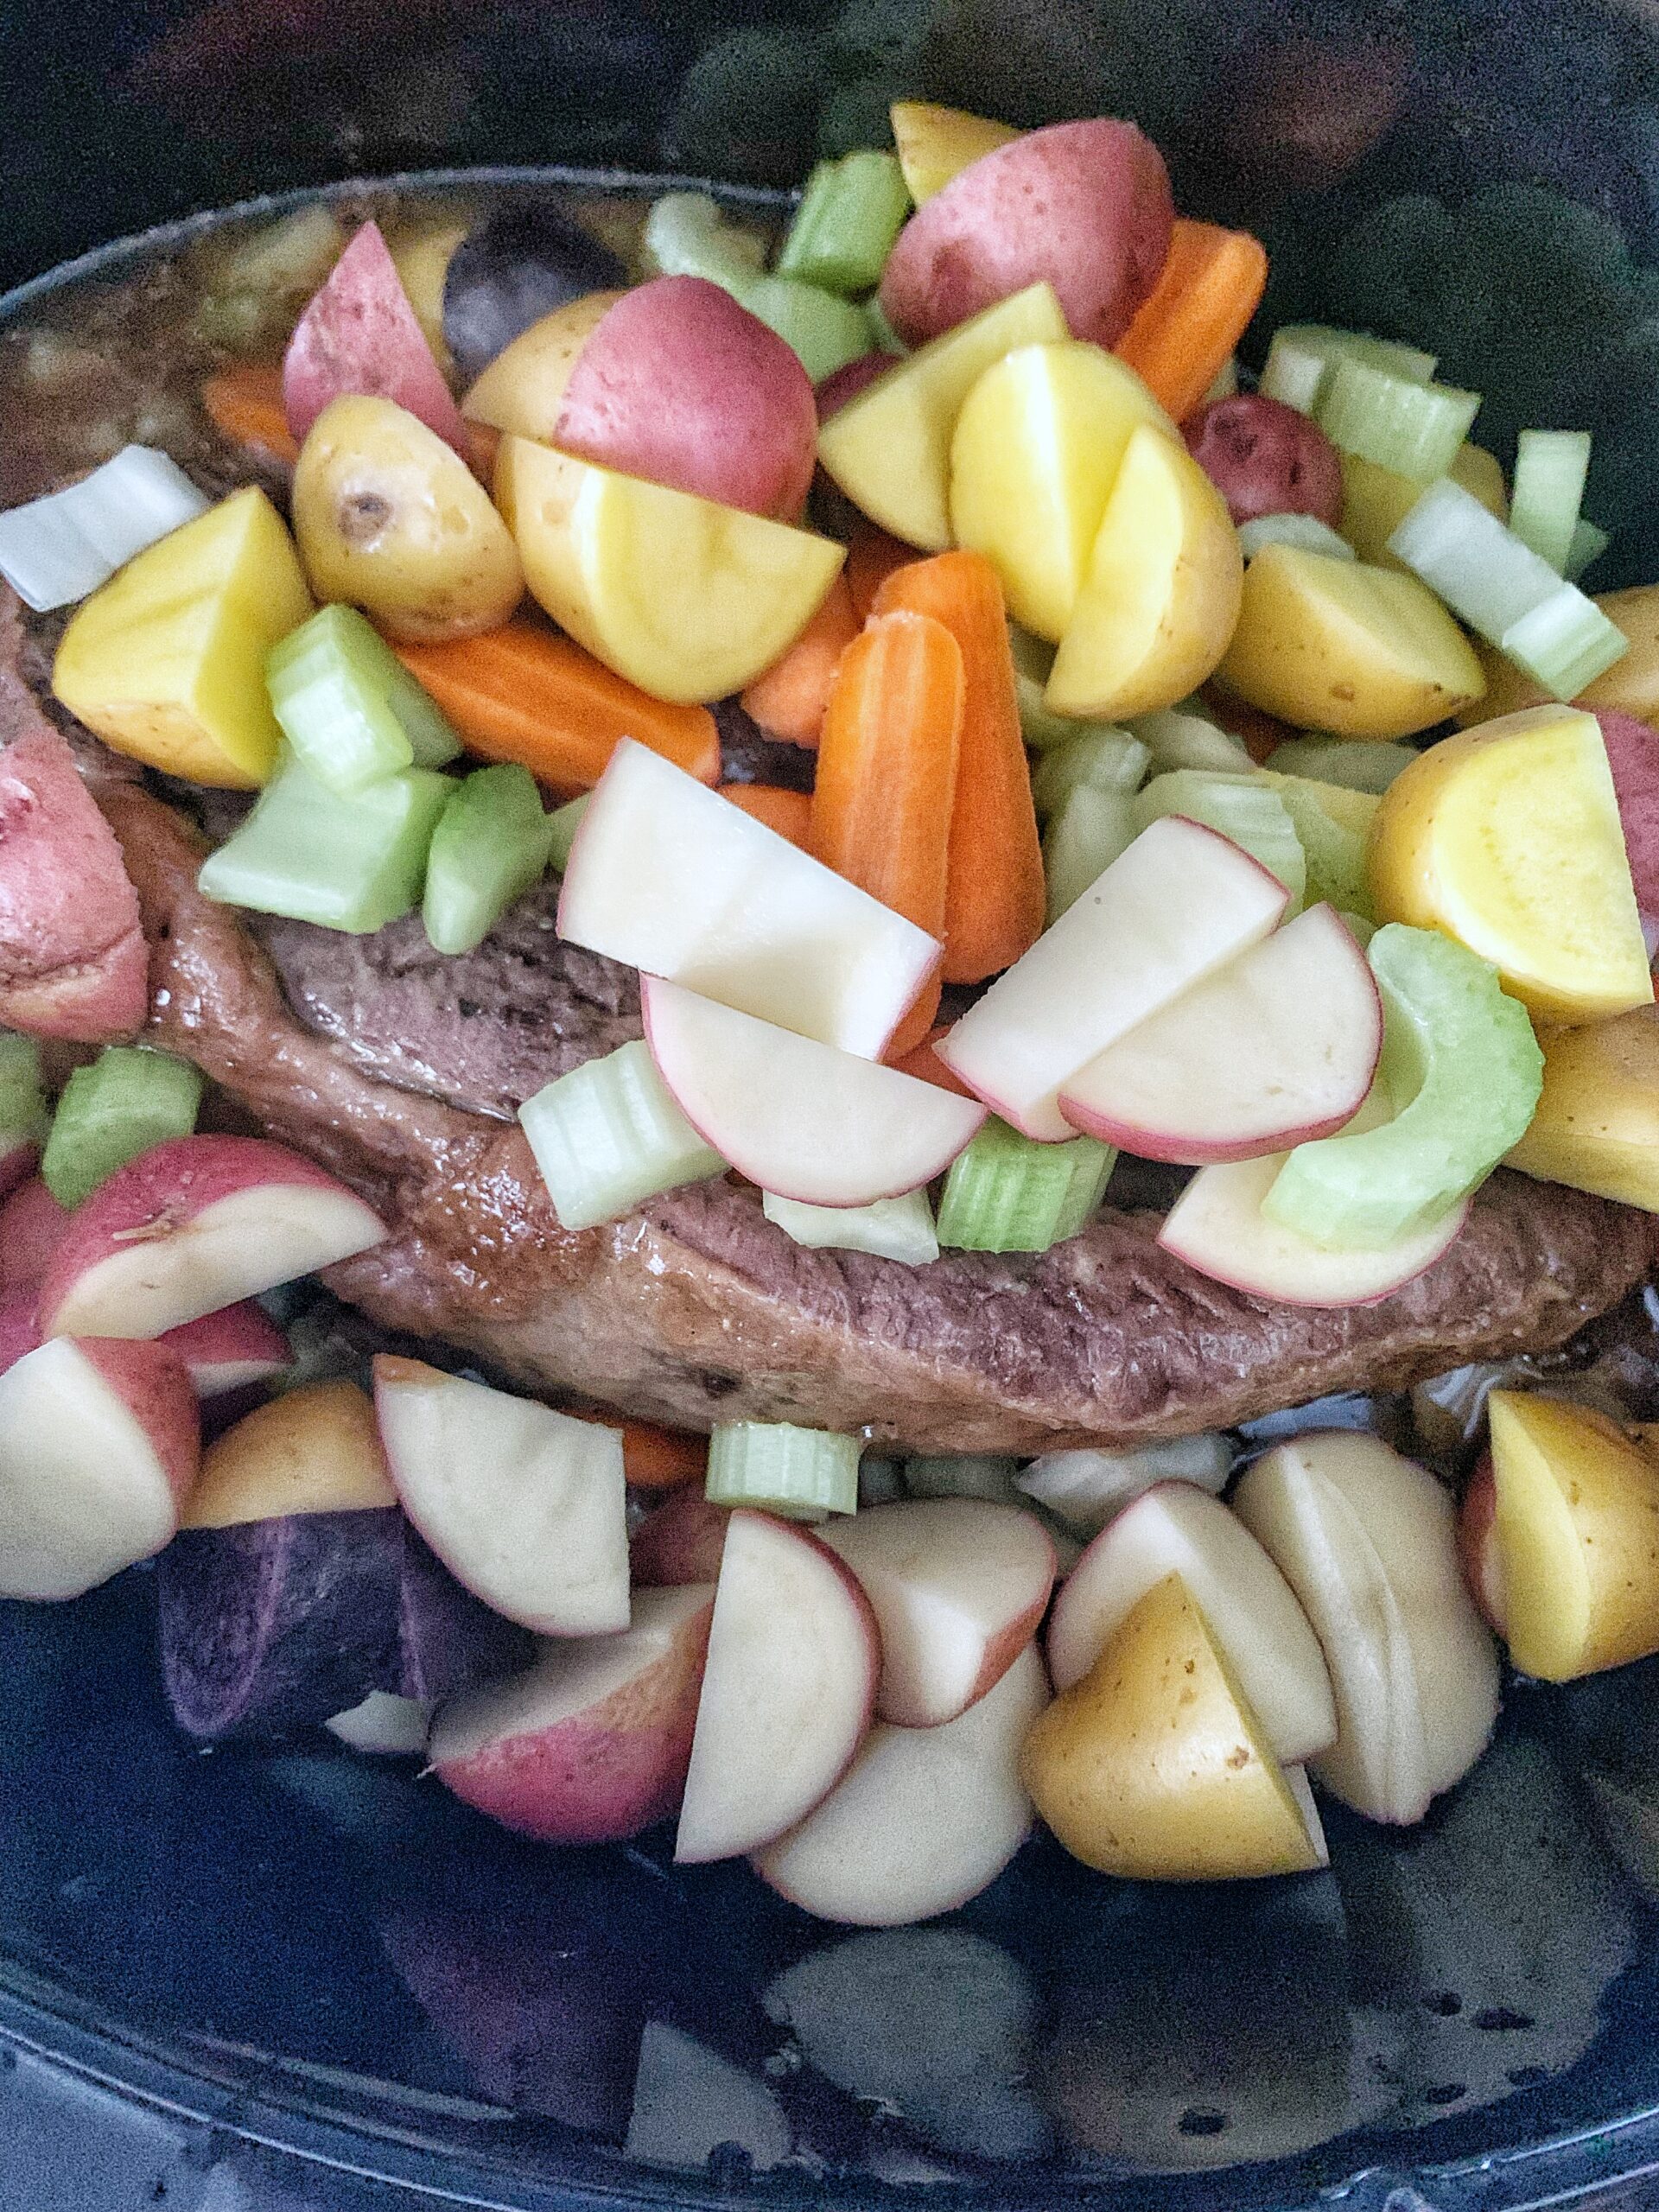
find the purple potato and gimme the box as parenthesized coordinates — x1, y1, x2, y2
(442, 207, 627, 385)
(158, 1507, 531, 1743)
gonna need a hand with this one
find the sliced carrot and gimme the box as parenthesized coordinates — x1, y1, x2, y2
(567, 1408, 709, 1491)
(812, 609, 964, 1055)
(887, 1023, 978, 1097)
(720, 783, 814, 847)
(739, 574, 860, 750)
(1116, 219, 1270, 426)
(200, 365, 300, 467)
(874, 550, 1045, 983)
(394, 620, 720, 795)
(845, 527, 922, 622)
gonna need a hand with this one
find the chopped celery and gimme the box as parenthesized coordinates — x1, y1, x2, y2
(778, 153, 911, 296)
(41, 1046, 202, 1209)
(0, 1034, 48, 1143)
(1263, 924, 1542, 1250)
(1132, 771, 1306, 908)
(905, 1454, 1021, 1504)
(1016, 1433, 1232, 1536)
(643, 192, 769, 284)
(936, 1116, 1115, 1253)
(1263, 737, 1418, 794)
(1260, 773, 1378, 918)
(267, 605, 461, 795)
(546, 793, 590, 873)
(0, 447, 210, 614)
(706, 1420, 861, 1519)
(197, 752, 454, 933)
(1565, 517, 1611, 585)
(1341, 909, 1377, 946)
(1044, 787, 1138, 922)
(1236, 513, 1357, 563)
(734, 275, 871, 383)
(864, 296, 906, 356)
(1030, 728, 1148, 818)
(1510, 429, 1592, 574)
(1009, 626, 1077, 749)
(518, 1039, 725, 1232)
(1317, 359, 1480, 482)
(762, 1187, 939, 1265)
(1502, 587, 1630, 700)
(1260, 325, 1436, 416)
(1127, 706, 1254, 775)
(423, 765, 555, 957)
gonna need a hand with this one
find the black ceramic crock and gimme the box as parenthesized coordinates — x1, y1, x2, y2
(9, 3, 1659, 2206)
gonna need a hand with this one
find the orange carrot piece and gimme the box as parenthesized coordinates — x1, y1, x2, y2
(887, 1023, 979, 1097)
(567, 1409, 709, 1491)
(845, 528, 922, 622)
(1116, 219, 1270, 426)
(874, 550, 1045, 983)
(719, 784, 814, 847)
(394, 620, 720, 795)
(739, 575, 860, 750)
(200, 365, 301, 466)
(812, 609, 964, 1056)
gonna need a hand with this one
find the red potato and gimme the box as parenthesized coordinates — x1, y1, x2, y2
(817, 353, 895, 421)
(0, 729, 147, 1043)
(878, 120, 1174, 351)
(1458, 1453, 1507, 1635)
(553, 277, 818, 521)
(0, 1178, 70, 1291)
(283, 220, 471, 459)
(429, 1583, 716, 1844)
(1597, 711, 1659, 920)
(161, 1301, 293, 1398)
(631, 1484, 731, 1587)
(0, 1286, 40, 1374)
(1185, 395, 1345, 528)
(0, 1137, 36, 1205)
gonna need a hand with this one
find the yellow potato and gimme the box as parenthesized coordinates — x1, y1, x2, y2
(890, 99, 1020, 202)
(949, 340, 1175, 641)
(1488, 1390, 1659, 1681)
(387, 218, 470, 372)
(1019, 1572, 1326, 1882)
(53, 486, 314, 788)
(1458, 582, 1659, 729)
(293, 396, 524, 644)
(1214, 543, 1485, 740)
(496, 434, 845, 702)
(817, 282, 1068, 550)
(1045, 424, 1242, 721)
(1508, 1003, 1659, 1207)
(1341, 442, 1507, 569)
(1369, 703, 1652, 1022)
(461, 290, 622, 440)
(182, 1381, 396, 1529)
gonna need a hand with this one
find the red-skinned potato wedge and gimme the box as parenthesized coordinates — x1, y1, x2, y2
(817, 353, 894, 420)
(719, 785, 814, 847)
(554, 277, 818, 522)
(0, 1178, 70, 1291)
(1459, 1452, 1506, 1635)
(0, 1335, 199, 1599)
(283, 219, 471, 458)
(1185, 394, 1344, 528)
(0, 729, 147, 1043)
(1116, 219, 1269, 427)
(740, 574, 860, 749)
(162, 1301, 293, 1398)
(1598, 710, 1659, 917)
(632, 1486, 730, 1586)
(0, 1287, 41, 1375)
(39, 1135, 386, 1341)
(879, 119, 1174, 350)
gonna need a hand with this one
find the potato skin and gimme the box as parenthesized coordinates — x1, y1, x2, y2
(293, 394, 523, 643)
(1185, 395, 1344, 527)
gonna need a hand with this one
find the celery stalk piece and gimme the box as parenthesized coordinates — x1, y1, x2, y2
(643, 192, 769, 284)
(936, 1117, 1116, 1253)
(1263, 924, 1542, 1250)
(267, 605, 461, 794)
(1043, 787, 1138, 923)
(1237, 513, 1357, 563)
(706, 1420, 861, 1518)
(777, 153, 912, 296)
(518, 1039, 726, 1232)
(732, 274, 872, 382)
(762, 1187, 940, 1265)
(1510, 429, 1592, 574)
(0, 446, 209, 613)
(1317, 359, 1480, 482)
(1565, 517, 1611, 585)
(546, 794, 590, 873)
(41, 1046, 203, 1209)
(1501, 587, 1630, 700)
(423, 764, 556, 957)
(1131, 770, 1306, 909)
(1007, 626, 1088, 750)
(1030, 728, 1148, 818)
(1262, 737, 1418, 794)
(197, 752, 454, 933)
(0, 1034, 48, 1145)
(1127, 706, 1254, 775)
(1261, 775, 1379, 918)
(1260, 326, 1436, 416)
(864, 296, 906, 357)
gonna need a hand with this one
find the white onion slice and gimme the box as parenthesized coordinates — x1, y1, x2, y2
(0, 447, 209, 612)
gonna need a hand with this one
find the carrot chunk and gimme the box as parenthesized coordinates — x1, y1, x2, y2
(719, 783, 813, 847)
(1116, 219, 1270, 426)
(740, 575, 860, 750)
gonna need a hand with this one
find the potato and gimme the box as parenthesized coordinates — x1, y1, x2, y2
(1343, 442, 1506, 570)
(1214, 543, 1485, 739)
(1509, 1005, 1659, 1211)
(889, 99, 1020, 202)
(1457, 583, 1659, 729)
(878, 118, 1174, 350)
(461, 290, 622, 441)
(293, 395, 523, 643)
(1184, 395, 1343, 528)
(282, 220, 469, 458)
(387, 218, 470, 372)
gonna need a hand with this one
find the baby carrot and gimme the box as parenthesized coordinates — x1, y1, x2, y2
(200, 365, 300, 466)
(874, 550, 1046, 982)
(720, 783, 814, 847)
(566, 1408, 709, 1491)
(739, 574, 860, 750)
(1116, 219, 1270, 425)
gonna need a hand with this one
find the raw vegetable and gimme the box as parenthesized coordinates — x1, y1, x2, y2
(0, 1039, 48, 1195)
(1188, 391, 1345, 540)
(393, 621, 720, 795)
(283, 220, 470, 458)
(518, 1039, 726, 1233)
(1567, 518, 1611, 583)
(1507, 1005, 1659, 1211)
(41, 1047, 203, 1210)
(719, 785, 813, 846)
(888, 100, 1020, 203)
(1261, 773, 1377, 916)
(730, 276, 873, 385)
(387, 218, 469, 370)
(198, 751, 453, 934)
(642, 193, 768, 285)
(52, 486, 315, 787)
(1128, 705, 1252, 774)
(845, 528, 921, 621)
(545, 796, 589, 871)
(1030, 727, 1149, 817)
(1459, 582, 1656, 727)
(1237, 514, 1355, 562)
(762, 1188, 940, 1265)
(1339, 442, 1508, 569)
(706, 1421, 861, 1519)
(423, 765, 555, 957)
(741, 575, 861, 747)
(1115, 221, 1269, 426)
(1262, 736, 1417, 793)
(1316, 359, 1480, 483)
(874, 551, 1046, 982)
(1043, 788, 1138, 921)
(935, 1117, 1115, 1253)
(181, 1380, 395, 1529)
(1510, 429, 1592, 574)
(1015, 1433, 1231, 1537)
(0, 448, 209, 613)
(267, 603, 461, 798)
(1132, 771, 1306, 906)
(1259, 325, 1435, 416)
(461, 293, 620, 442)
(779, 154, 912, 296)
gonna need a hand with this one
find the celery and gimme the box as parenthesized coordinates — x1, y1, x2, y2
(1236, 513, 1357, 563)
(423, 765, 555, 957)
(1260, 325, 1436, 416)
(936, 1116, 1115, 1253)
(198, 752, 454, 933)
(267, 606, 460, 795)
(1317, 359, 1480, 483)
(643, 193, 768, 285)
(706, 1420, 861, 1519)
(518, 1040, 725, 1232)
(762, 1187, 939, 1265)
(546, 794, 590, 873)
(1501, 587, 1630, 701)
(1565, 518, 1611, 585)
(1262, 737, 1418, 795)
(1132, 771, 1306, 909)
(778, 153, 911, 296)
(1043, 788, 1138, 923)
(1261, 774, 1378, 918)
(1510, 429, 1592, 574)
(1009, 626, 1077, 749)
(734, 275, 871, 383)
(0, 1035, 48, 1145)
(41, 1047, 202, 1208)
(1127, 706, 1253, 775)
(864, 296, 906, 356)
(1030, 728, 1148, 818)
